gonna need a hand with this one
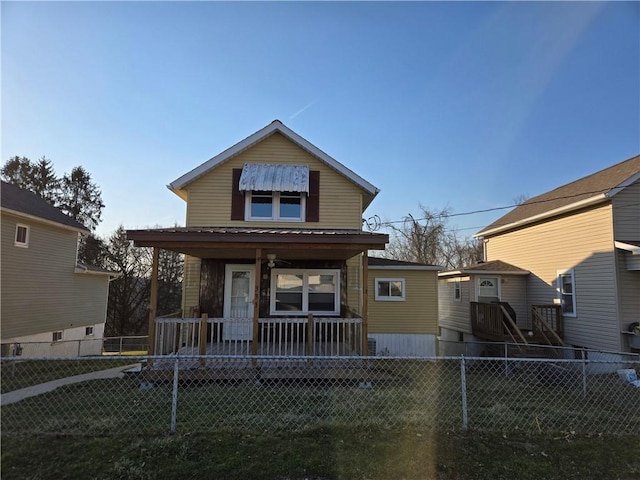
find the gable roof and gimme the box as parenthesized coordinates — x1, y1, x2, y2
(1, 181, 89, 232)
(168, 120, 380, 208)
(439, 260, 530, 278)
(477, 154, 640, 237)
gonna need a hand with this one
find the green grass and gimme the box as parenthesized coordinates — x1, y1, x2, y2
(2, 428, 639, 480)
(1, 359, 134, 393)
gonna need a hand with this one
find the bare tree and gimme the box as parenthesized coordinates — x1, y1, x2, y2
(384, 205, 483, 270)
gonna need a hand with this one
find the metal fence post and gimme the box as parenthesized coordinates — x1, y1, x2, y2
(582, 350, 588, 398)
(504, 343, 509, 377)
(460, 355, 469, 432)
(170, 358, 179, 433)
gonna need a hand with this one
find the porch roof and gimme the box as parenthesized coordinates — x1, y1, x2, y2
(438, 260, 530, 277)
(126, 226, 388, 260)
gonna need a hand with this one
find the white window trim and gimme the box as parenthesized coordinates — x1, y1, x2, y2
(85, 326, 95, 336)
(245, 191, 306, 222)
(453, 279, 461, 302)
(557, 269, 577, 317)
(15, 224, 29, 247)
(475, 276, 501, 301)
(270, 268, 340, 315)
(374, 277, 406, 302)
(52, 331, 63, 342)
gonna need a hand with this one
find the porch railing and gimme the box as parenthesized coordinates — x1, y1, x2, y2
(470, 302, 564, 346)
(154, 316, 363, 356)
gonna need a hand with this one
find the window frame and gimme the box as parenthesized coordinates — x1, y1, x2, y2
(85, 326, 95, 336)
(374, 277, 406, 302)
(557, 269, 577, 317)
(245, 191, 306, 222)
(453, 279, 461, 301)
(52, 331, 63, 342)
(270, 268, 340, 316)
(14, 224, 29, 248)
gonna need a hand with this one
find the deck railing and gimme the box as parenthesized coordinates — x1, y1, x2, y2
(154, 316, 363, 356)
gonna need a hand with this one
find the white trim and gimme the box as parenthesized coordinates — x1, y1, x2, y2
(615, 241, 640, 254)
(14, 223, 29, 247)
(270, 268, 340, 315)
(606, 171, 640, 198)
(2, 207, 89, 234)
(244, 191, 306, 222)
(52, 331, 63, 342)
(475, 276, 501, 301)
(167, 120, 380, 206)
(369, 265, 442, 271)
(453, 279, 461, 302)
(374, 277, 406, 302)
(556, 269, 577, 318)
(475, 194, 607, 238)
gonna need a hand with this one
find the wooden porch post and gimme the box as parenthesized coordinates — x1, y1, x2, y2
(252, 248, 262, 356)
(148, 247, 159, 357)
(199, 313, 208, 367)
(307, 314, 314, 356)
(362, 250, 369, 356)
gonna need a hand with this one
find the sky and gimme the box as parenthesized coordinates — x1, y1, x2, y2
(2, 1, 639, 240)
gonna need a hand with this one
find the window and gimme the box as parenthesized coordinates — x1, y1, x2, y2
(270, 269, 339, 315)
(246, 191, 305, 221)
(15, 224, 29, 247)
(85, 326, 94, 336)
(454, 279, 461, 301)
(557, 269, 576, 316)
(52, 331, 63, 342)
(375, 278, 405, 301)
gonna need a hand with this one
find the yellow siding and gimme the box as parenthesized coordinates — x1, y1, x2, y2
(612, 180, 640, 240)
(367, 269, 438, 335)
(1, 213, 109, 340)
(185, 132, 364, 229)
(485, 204, 621, 351)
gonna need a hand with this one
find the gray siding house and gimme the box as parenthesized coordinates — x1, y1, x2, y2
(1, 181, 115, 357)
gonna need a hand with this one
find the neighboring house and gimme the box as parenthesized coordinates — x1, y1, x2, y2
(127, 120, 441, 357)
(1, 181, 115, 357)
(439, 155, 640, 356)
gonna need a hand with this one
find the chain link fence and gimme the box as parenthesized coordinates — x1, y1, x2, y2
(2, 355, 638, 437)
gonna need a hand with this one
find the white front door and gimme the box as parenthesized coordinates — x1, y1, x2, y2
(223, 264, 255, 341)
(477, 276, 500, 302)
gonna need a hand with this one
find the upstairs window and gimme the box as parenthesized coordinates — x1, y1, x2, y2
(15, 224, 29, 247)
(52, 331, 63, 342)
(232, 164, 319, 222)
(454, 279, 461, 301)
(247, 191, 305, 221)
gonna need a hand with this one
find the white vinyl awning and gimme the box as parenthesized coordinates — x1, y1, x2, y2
(238, 164, 310, 193)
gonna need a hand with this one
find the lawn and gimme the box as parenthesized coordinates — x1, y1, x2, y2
(2, 428, 639, 480)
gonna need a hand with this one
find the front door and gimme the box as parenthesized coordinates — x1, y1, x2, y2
(223, 264, 255, 341)
(477, 276, 500, 303)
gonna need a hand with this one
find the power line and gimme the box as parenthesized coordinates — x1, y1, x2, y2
(372, 187, 617, 229)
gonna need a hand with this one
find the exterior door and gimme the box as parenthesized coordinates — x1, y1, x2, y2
(477, 276, 500, 303)
(223, 265, 255, 340)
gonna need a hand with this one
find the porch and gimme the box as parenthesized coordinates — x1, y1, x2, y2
(154, 315, 364, 357)
(470, 302, 564, 346)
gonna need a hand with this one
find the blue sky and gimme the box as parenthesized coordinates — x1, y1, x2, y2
(2, 1, 639, 239)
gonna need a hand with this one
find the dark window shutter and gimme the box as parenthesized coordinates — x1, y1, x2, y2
(306, 170, 320, 222)
(231, 168, 244, 220)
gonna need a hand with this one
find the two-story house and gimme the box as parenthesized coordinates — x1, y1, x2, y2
(1, 181, 115, 357)
(127, 120, 440, 359)
(438, 155, 640, 357)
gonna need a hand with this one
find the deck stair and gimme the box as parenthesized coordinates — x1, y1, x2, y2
(471, 302, 565, 358)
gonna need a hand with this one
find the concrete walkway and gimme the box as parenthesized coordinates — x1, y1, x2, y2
(1, 364, 140, 405)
